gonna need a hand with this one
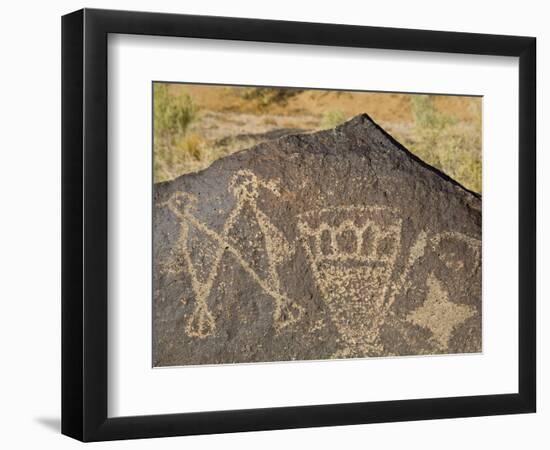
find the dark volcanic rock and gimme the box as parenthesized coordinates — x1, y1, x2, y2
(153, 114, 481, 366)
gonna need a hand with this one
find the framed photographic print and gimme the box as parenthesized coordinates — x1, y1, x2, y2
(61, 8, 536, 442)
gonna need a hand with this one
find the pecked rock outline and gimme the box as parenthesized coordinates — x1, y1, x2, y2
(153, 113, 482, 366)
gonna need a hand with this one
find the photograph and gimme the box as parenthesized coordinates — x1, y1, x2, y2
(0, 1, 540, 446)
(152, 83, 482, 366)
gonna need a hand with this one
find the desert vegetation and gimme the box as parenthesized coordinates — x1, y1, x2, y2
(153, 83, 481, 194)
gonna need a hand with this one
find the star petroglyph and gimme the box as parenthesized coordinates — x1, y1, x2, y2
(161, 169, 480, 353)
(153, 114, 482, 365)
(406, 273, 476, 349)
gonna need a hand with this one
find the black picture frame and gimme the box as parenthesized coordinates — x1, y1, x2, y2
(61, 8, 536, 442)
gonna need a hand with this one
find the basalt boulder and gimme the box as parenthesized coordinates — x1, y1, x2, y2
(153, 114, 481, 366)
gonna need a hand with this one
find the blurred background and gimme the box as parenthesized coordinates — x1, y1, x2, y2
(153, 83, 482, 194)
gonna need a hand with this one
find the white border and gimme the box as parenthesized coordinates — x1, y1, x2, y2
(107, 34, 519, 417)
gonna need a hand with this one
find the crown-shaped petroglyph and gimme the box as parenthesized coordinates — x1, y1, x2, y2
(297, 206, 402, 267)
(297, 206, 403, 355)
(159, 172, 480, 355)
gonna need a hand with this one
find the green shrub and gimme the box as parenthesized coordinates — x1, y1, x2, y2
(153, 84, 199, 182)
(154, 83, 196, 137)
(320, 110, 346, 129)
(411, 95, 455, 130)
(238, 87, 303, 107)
(406, 95, 481, 193)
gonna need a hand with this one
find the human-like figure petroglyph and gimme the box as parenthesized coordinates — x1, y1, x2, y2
(160, 170, 303, 338)
(160, 167, 480, 351)
(297, 206, 403, 355)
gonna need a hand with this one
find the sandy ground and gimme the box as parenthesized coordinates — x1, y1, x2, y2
(156, 83, 481, 193)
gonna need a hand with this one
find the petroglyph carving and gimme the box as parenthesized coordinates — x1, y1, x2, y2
(431, 231, 481, 273)
(162, 170, 303, 338)
(406, 273, 476, 349)
(385, 230, 429, 309)
(404, 231, 480, 349)
(161, 172, 480, 350)
(297, 206, 402, 355)
(298, 207, 481, 355)
(153, 114, 483, 365)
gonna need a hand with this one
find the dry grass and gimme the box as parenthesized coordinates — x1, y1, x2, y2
(153, 84, 482, 193)
(393, 95, 482, 193)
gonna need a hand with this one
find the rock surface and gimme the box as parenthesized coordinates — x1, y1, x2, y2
(153, 114, 481, 366)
